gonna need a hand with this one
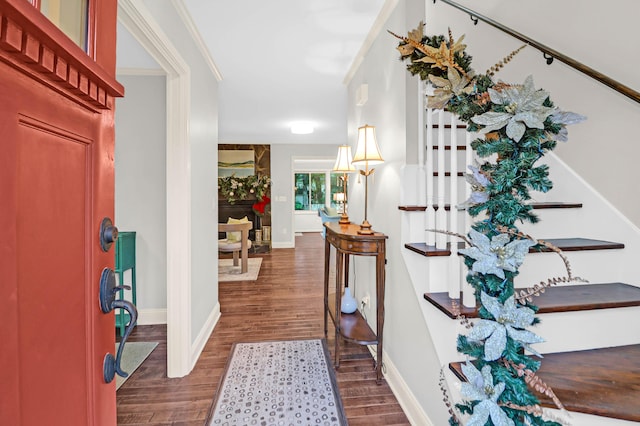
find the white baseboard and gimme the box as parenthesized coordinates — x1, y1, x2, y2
(137, 308, 167, 325)
(272, 241, 295, 249)
(367, 345, 432, 426)
(190, 302, 221, 370)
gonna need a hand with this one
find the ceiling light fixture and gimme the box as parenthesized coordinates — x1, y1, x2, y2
(290, 122, 314, 134)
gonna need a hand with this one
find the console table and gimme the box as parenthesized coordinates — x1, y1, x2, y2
(323, 222, 387, 384)
(115, 231, 136, 337)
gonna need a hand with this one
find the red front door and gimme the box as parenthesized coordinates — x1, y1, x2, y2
(0, 1, 123, 424)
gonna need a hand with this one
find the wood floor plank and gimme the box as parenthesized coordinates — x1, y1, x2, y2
(116, 233, 410, 425)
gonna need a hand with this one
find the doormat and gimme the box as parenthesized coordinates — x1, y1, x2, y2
(219, 257, 262, 282)
(115, 341, 158, 390)
(206, 338, 348, 425)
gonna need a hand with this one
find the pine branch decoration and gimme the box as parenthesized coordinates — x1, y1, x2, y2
(475, 91, 492, 106)
(439, 369, 461, 424)
(457, 314, 474, 330)
(391, 22, 586, 426)
(500, 402, 544, 418)
(425, 228, 472, 246)
(486, 45, 527, 77)
(536, 237, 582, 281)
(497, 226, 586, 282)
(516, 275, 588, 304)
(506, 360, 566, 411)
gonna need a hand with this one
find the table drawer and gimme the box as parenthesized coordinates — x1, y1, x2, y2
(328, 235, 379, 254)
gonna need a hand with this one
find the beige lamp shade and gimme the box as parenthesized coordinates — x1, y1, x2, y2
(352, 124, 384, 166)
(333, 145, 356, 172)
(333, 192, 346, 202)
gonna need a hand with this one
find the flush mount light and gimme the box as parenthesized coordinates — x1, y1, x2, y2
(290, 122, 314, 134)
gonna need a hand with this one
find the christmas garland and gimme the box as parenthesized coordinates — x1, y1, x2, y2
(218, 174, 271, 204)
(390, 22, 586, 426)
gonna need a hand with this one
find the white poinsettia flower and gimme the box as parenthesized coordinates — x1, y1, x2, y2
(460, 363, 515, 426)
(548, 108, 587, 142)
(427, 67, 475, 109)
(468, 292, 544, 361)
(471, 75, 555, 141)
(457, 165, 490, 210)
(459, 229, 537, 279)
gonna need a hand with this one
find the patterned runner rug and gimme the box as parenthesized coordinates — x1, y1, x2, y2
(206, 338, 347, 425)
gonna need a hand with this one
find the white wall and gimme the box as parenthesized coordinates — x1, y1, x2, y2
(346, 1, 449, 424)
(140, 0, 220, 347)
(424, 0, 640, 226)
(271, 144, 340, 247)
(115, 75, 168, 320)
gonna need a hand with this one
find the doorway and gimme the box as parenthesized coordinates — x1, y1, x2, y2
(117, 0, 192, 377)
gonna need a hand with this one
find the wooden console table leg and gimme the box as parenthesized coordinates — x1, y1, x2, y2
(375, 250, 386, 384)
(324, 237, 330, 338)
(334, 249, 344, 369)
(343, 254, 350, 294)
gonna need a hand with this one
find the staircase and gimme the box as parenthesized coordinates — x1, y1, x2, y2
(399, 112, 640, 424)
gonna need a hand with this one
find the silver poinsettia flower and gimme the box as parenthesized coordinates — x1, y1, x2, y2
(459, 229, 537, 279)
(461, 362, 515, 426)
(468, 292, 544, 361)
(427, 67, 475, 109)
(548, 108, 587, 142)
(471, 75, 555, 142)
(457, 165, 490, 210)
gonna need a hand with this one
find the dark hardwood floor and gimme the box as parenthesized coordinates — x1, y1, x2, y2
(117, 233, 410, 425)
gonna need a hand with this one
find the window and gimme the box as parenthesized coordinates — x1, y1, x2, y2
(34, 0, 89, 50)
(294, 172, 343, 211)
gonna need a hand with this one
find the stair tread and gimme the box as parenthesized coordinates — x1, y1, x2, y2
(433, 145, 467, 150)
(406, 237, 624, 257)
(449, 344, 640, 422)
(424, 283, 640, 319)
(398, 202, 583, 211)
(405, 241, 465, 257)
(398, 204, 453, 212)
(431, 124, 467, 129)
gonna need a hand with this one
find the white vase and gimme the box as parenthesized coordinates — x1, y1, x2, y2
(341, 286, 357, 314)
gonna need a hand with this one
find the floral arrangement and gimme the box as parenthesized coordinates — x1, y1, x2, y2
(218, 174, 271, 204)
(390, 22, 586, 426)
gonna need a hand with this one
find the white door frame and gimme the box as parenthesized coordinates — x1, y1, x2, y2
(118, 0, 192, 377)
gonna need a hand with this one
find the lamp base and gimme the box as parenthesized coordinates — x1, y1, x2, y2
(339, 213, 350, 225)
(357, 219, 374, 235)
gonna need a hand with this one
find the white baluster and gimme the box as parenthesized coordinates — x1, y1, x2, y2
(435, 111, 447, 249)
(449, 115, 460, 299)
(425, 108, 435, 246)
(417, 81, 426, 206)
(463, 130, 476, 307)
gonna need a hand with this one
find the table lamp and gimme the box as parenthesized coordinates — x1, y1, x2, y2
(351, 124, 384, 235)
(332, 145, 356, 224)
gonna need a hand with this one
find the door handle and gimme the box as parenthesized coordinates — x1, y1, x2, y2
(99, 217, 118, 252)
(99, 268, 139, 383)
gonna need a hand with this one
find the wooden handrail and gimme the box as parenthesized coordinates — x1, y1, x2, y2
(435, 0, 640, 104)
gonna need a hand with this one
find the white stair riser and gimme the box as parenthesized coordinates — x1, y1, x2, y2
(516, 249, 631, 288)
(419, 290, 640, 360)
(533, 307, 640, 354)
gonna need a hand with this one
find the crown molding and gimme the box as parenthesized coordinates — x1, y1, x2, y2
(171, 0, 223, 81)
(343, 0, 400, 86)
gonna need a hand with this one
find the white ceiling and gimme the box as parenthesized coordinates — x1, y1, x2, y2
(117, 0, 387, 145)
